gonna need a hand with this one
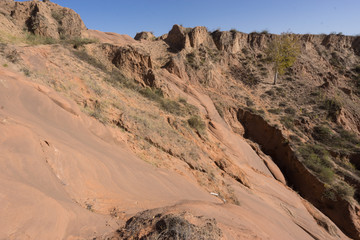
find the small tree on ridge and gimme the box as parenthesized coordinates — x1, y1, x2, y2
(266, 32, 300, 85)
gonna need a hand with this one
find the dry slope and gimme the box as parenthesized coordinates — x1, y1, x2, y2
(0, 1, 359, 240)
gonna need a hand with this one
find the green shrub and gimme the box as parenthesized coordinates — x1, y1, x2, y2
(139, 87, 163, 102)
(21, 68, 31, 77)
(160, 99, 183, 115)
(299, 144, 335, 183)
(333, 182, 355, 200)
(323, 98, 342, 121)
(241, 48, 249, 55)
(324, 181, 355, 201)
(312, 125, 333, 143)
(25, 33, 57, 45)
(186, 52, 198, 69)
(312, 125, 360, 153)
(268, 108, 281, 114)
(66, 37, 98, 48)
(284, 107, 296, 115)
(337, 128, 360, 145)
(265, 90, 275, 96)
(289, 134, 301, 143)
(188, 115, 206, 133)
(353, 65, 360, 74)
(5, 49, 19, 63)
(72, 50, 108, 72)
(139, 88, 198, 116)
(280, 116, 294, 129)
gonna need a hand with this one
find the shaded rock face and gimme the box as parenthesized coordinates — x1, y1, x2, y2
(162, 58, 182, 79)
(5, 0, 86, 39)
(115, 209, 222, 240)
(165, 24, 190, 52)
(237, 108, 360, 240)
(101, 44, 155, 86)
(134, 31, 155, 41)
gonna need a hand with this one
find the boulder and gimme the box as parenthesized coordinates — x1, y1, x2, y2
(134, 31, 155, 41)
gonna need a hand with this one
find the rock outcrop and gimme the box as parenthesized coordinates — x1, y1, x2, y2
(237, 108, 360, 239)
(165, 24, 191, 52)
(134, 31, 155, 41)
(100, 44, 156, 86)
(188, 26, 216, 49)
(0, 0, 86, 39)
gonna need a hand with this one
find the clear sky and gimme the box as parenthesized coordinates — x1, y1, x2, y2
(21, 0, 360, 37)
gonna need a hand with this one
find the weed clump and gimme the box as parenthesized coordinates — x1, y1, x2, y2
(312, 125, 332, 143)
(312, 125, 360, 154)
(280, 116, 294, 129)
(25, 33, 57, 45)
(323, 182, 355, 201)
(72, 50, 108, 72)
(188, 115, 206, 133)
(299, 144, 335, 183)
(323, 98, 342, 121)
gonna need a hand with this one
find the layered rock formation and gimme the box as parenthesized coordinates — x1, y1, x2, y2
(0, 0, 86, 39)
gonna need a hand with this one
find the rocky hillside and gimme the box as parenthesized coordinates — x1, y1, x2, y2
(1, 1, 360, 240)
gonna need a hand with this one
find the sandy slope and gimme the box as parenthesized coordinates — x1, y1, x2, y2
(0, 65, 350, 239)
(0, 68, 217, 239)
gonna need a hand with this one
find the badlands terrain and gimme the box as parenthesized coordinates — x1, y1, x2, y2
(0, 0, 360, 239)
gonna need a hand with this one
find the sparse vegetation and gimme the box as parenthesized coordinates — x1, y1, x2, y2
(138, 87, 198, 116)
(186, 52, 199, 69)
(65, 37, 98, 48)
(311, 124, 360, 155)
(324, 181, 355, 201)
(72, 50, 108, 72)
(329, 51, 345, 70)
(299, 144, 335, 183)
(188, 115, 206, 133)
(280, 116, 294, 129)
(87, 100, 107, 124)
(21, 68, 31, 77)
(322, 98, 342, 121)
(284, 107, 296, 115)
(312, 125, 332, 143)
(4, 49, 20, 63)
(25, 33, 57, 45)
(268, 108, 281, 114)
(230, 66, 260, 86)
(51, 10, 63, 23)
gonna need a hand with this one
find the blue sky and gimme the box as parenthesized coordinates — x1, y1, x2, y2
(23, 0, 360, 37)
